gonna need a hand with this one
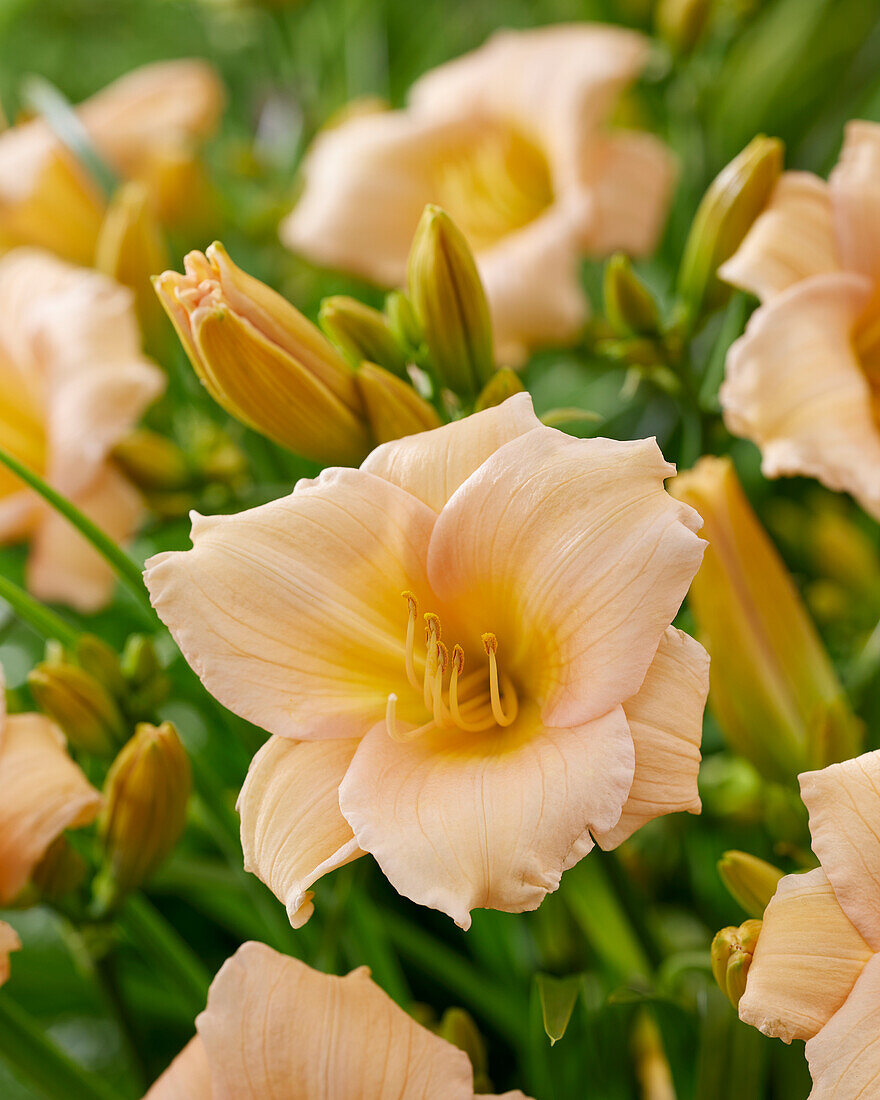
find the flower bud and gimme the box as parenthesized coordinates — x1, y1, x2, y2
(407, 205, 494, 398)
(154, 243, 372, 465)
(717, 851, 783, 918)
(672, 457, 862, 784)
(711, 920, 762, 1009)
(75, 634, 127, 702)
(319, 296, 409, 378)
(28, 662, 125, 756)
(436, 1008, 490, 1093)
(96, 721, 190, 904)
(674, 136, 783, 331)
(120, 635, 169, 718)
(603, 253, 661, 337)
(113, 428, 189, 492)
(474, 368, 525, 412)
(385, 290, 423, 355)
(31, 836, 88, 902)
(656, 0, 711, 54)
(355, 362, 441, 444)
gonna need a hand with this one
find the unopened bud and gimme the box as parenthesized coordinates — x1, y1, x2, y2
(711, 920, 761, 1008)
(436, 1008, 490, 1093)
(675, 136, 783, 330)
(113, 429, 189, 492)
(407, 205, 494, 398)
(717, 851, 783, 918)
(96, 721, 191, 903)
(603, 253, 661, 337)
(28, 663, 125, 756)
(385, 290, 423, 355)
(154, 242, 372, 465)
(31, 836, 87, 902)
(656, 0, 711, 54)
(120, 635, 169, 718)
(356, 362, 441, 444)
(319, 296, 409, 378)
(75, 634, 126, 701)
(698, 755, 764, 825)
(474, 368, 525, 412)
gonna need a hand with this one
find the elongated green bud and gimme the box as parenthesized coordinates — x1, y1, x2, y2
(356, 362, 441, 444)
(436, 1008, 491, 1093)
(474, 368, 525, 412)
(28, 663, 125, 756)
(407, 205, 494, 397)
(656, 0, 711, 54)
(113, 429, 189, 492)
(75, 634, 126, 701)
(604, 253, 661, 337)
(319, 296, 409, 378)
(711, 920, 761, 1008)
(121, 634, 169, 717)
(718, 851, 783, 917)
(385, 290, 423, 354)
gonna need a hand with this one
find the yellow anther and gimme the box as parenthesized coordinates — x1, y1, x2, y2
(452, 644, 464, 673)
(481, 632, 498, 655)
(424, 612, 442, 643)
(437, 641, 449, 675)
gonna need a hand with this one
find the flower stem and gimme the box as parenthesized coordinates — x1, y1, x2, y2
(0, 572, 80, 649)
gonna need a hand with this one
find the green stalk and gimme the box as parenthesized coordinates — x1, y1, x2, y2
(0, 573, 80, 648)
(0, 991, 123, 1100)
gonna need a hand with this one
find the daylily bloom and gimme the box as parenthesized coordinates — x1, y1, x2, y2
(0, 60, 223, 265)
(146, 941, 530, 1099)
(0, 248, 165, 611)
(737, 748, 880, 1098)
(281, 25, 676, 364)
(145, 394, 708, 929)
(719, 120, 880, 520)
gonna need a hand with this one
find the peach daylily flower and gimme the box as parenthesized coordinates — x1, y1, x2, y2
(145, 395, 708, 929)
(0, 248, 164, 611)
(146, 941, 531, 1099)
(0, 60, 223, 265)
(738, 749, 880, 1098)
(719, 120, 880, 520)
(281, 25, 676, 364)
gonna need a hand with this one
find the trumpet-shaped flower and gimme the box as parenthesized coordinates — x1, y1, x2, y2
(737, 749, 880, 1097)
(0, 60, 223, 265)
(146, 941, 531, 1099)
(0, 248, 164, 610)
(281, 25, 676, 364)
(720, 120, 880, 519)
(145, 395, 708, 929)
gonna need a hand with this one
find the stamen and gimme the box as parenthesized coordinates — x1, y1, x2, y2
(385, 693, 398, 741)
(423, 614, 441, 711)
(482, 633, 518, 727)
(448, 645, 497, 732)
(401, 591, 420, 690)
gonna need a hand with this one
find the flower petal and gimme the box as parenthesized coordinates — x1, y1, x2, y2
(0, 922, 20, 988)
(361, 392, 541, 512)
(805, 952, 880, 1100)
(237, 736, 362, 928)
(829, 120, 880, 282)
(739, 867, 871, 1044)
(338, 704, 634, 929)
(718, 172, 839, 301)
(196, 942, 480, 1098)
(145, 468, 436, 741)
(0, 713, 100, 904)
(799, 750, 880, 950)
(145, 1037, 212, 1100)
(721, 272, 880, 519)
(427, 427, 704, 727)
(594, 627, 708, 850)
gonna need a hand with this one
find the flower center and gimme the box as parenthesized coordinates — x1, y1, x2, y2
(386, 591, 519, 742)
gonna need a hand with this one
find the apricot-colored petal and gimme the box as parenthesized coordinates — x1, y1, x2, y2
(829, 119, 880, 281)
(805, 952, 880, 1099)
(361, 392, 540, 511)
(0, 713, 100, 904)
(721, 272, 880, 519)
(145, 468, 435, 741)
(196, 942, 481, 1098)
(739, 868, 871, 1043)
(427, 427, 704, 727)
(0, 922, 20, 988)
(594, 627, 708, 849)
(718, 172, 839, 301)
(800, 751, 880, 950)
(145, 1037, 212, 1100)
(338, 704, 634, 929)
(237, 736, 363, 928)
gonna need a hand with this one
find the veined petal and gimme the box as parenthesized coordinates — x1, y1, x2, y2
(739, 868, 871, 1044)
(145, 468, 436, 740)
(196, 942, 483, 1098)
(805, 952, 880, 1100)
(0, 713, 100, 904)
(361, 392, 540, 512)
(0, 922, 20, 988)
(145, 1037, 212, 1100)
(718, 172, 839, 301)
(830, 120, 880, 282)
(800, 751, 880, 950)
(338, 704, 634, 929)
(427, 427, 704, 727)
(721, 272, 880, 520)
(594, 627, 708, 850)
(237, 736, 362, 928)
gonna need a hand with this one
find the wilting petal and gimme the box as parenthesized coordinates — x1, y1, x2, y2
(145, 1037, 212, 1100)
(805, 952, 880, 1099)
(594, 627, 708, 850)
(362, 392, 540, 511)
(830, 120, 880, 282)
(146, 468, 435, 741)
(27, 464, 143, 613)
(237, 736, 362, 928)
(719, 172, 839, 301)
(196, 942, 483, 1098)
(799, 751, 880, 950)
(428, 427, 704, 727)
(0, 713, 100, 904)
(338, 704, 634, 929)
(721, 272, 880, 520)
(0, 922, 20, 987)
(739, 868, 871, 1043)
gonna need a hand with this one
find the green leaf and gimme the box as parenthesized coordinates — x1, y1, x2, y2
(535, 973, 582, 1045)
